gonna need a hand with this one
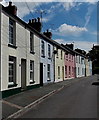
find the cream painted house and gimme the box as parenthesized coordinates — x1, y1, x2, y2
(54, 47, 65, 82)
(85, 58, 92, 76)
(0, 4, 40, 98)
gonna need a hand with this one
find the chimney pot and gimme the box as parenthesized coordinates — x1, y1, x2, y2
(9, 1, 12, 6)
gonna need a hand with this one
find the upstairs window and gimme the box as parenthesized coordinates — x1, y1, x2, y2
(9, 19, 16, 46)
(61, 50, 63, 59)
(30, 32, 34, 53)
(48, 44, 51, 58)
(41, 40, 45, 57)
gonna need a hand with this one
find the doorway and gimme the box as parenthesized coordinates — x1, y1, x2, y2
(21, 59, 26, 90)
(40, 63, 43, 86)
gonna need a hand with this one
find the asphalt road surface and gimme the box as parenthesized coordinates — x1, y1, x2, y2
(19, 75, 98, 118)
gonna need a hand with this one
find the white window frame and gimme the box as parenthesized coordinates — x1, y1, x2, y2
(9, 18, 16, 46)
(47, 64, 50, 80)
(30, 32, 34, 53)
(8, 56, 16, 85)
(41, 40, 45, 57)
(48, 44, 51, 58)
(30, 61, 34, 83)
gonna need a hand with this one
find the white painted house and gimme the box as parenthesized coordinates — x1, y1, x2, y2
(40, 36, 54, 85)
(0, 3, 41, 98)
(75, 54, 86, 78)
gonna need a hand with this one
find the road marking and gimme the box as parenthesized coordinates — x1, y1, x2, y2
(2, 100, 23, 109)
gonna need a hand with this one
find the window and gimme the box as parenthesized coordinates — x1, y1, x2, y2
(61, 50, 63, 59)
(58, 66, 60, 79)
(47, 64, 50, 80)
(9, 56, 16, 86)
(69, 66, 71, 76)
(9, 19, 16, 46)
(30, 32, 34, 53)
(56, 48, 58, 57)
(65, 65, 67, 78)
(48, 44, 51, 58)
(41, 40, 45, 57)
(30, 61, 34, 83)
(79, 56, 80, 64)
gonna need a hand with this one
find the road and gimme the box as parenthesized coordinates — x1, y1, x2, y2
(19, 75, 98, 118)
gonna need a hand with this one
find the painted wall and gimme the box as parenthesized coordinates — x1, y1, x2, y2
(75, 55, 85, 78)
(64, 53, 75, 79)
(1, 11, 40, 91)
(40, 39, 54, 84)
(54, 47, 65, 82)
(85, 59, 92, 76)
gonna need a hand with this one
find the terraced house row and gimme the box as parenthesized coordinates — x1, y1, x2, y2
(0, 2, 92, 98)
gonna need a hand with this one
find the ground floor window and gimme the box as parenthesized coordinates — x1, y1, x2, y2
(58, 66, 60, 79)
(9, 56, 16, 85)
(47, 64, 50, 81)
(30, 61, 34, 83)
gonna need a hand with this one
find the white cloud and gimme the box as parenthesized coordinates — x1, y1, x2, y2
(84, 5, 95, 27)
(53, 24, 87, 37)
(55, 38, 96, 52)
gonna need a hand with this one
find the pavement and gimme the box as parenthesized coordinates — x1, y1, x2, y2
(1, 76, 97, 120)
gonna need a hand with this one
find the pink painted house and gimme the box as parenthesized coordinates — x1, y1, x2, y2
(62, 44, 76, 79)
(65, 52, 76, 79)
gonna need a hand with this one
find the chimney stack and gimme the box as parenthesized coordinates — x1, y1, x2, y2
(5, 2, 17, 16)
(43, 29, 52, 39)
(28, 17, 42, 32)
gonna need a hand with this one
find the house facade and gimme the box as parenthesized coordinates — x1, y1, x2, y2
(85, 58, 92, 76)
(75, 54, 86, 78)
(64, 52, 75, 79)
(0, 3, 40, 98)
(54, 47, 65, 82)
(40, 37, 54, 85)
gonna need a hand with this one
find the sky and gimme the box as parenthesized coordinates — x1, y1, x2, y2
(0, 0, 98, 52)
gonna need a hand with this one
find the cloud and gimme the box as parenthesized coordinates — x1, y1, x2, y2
(42, 14, 54, 23)
(84, 5, 95, 27)
(53, 24, 88, 37)
(14, 2, 42, 19)
(55, 39, 96, 52)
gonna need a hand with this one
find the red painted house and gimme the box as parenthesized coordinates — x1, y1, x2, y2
(62, 44, 76, 79)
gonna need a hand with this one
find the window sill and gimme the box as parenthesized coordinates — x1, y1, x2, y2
(8, 83, 18, 88)
(41, 55, 45, 58)
(48, 57, 51, 60)
(47, 79, 51, 81)
(8, 44, 17, 49)
(30, 51, 35, 54)
(30, 81, 35, 84)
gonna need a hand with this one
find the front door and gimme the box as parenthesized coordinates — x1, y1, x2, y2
(21, 59, 26, 90)
(40, 63, 43, 86)
(62, 66, 64, 80)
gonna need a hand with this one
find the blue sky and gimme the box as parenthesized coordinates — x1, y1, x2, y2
(0, 1, 97, 52)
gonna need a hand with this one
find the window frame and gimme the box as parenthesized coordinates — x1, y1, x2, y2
(41, 40, 45, 57)
(9, 18, 16, 47)
(8, 56, 17, 87)
(47, 64, 51, 81)
(30, 60, 35, 84)
(30, 32, 34, 54)
(48, 44, 51, 58)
